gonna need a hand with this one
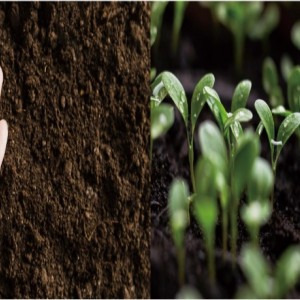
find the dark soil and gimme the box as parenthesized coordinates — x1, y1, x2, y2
(151, 3, 300, 298)
(0, 2, 150, 298)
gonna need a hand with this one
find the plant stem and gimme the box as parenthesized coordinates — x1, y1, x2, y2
(222, 208, 228, 257)
(271, 165, 276, 210)
(230, 202, 238, 265)
(251, 227, 259, 247)
(207, 234, 216, 285)
(177, 246, 185, 287)
(188, 142, 196, 193)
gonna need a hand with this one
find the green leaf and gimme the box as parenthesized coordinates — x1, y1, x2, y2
(168, 178, 189, 248)
(191, 74, 215, 133)
(203, 86, 228, 131)
(224, 108, 253, 130)
(231, 80, 252, 112)
(275, 112, 300, 163)
(262, 58, 278, 95)
(291, 21, 300, 50)
(151, 103, 174, 140)
(151, 73, 168, 107)
(269, 85, 284, 107)
(198, 121, 228, 176)
(161, 72, 189, 126)
(172, 1, 187, 53)
(195, 157, 217, 199)
(272, 105, 292, 117)
(230, 121, 244, 141)
(248, 4, 279, 39)
(151, 2, 168, 47)
(254, 99, 275, 160)
(233, 132, 259, 201)
(193, 196, 218, 237)
(256, 121, 264, 136)
(275, 246, 300, 298)
(241, 200, 271, 228)
(281, 54, 294, 83)
(240, 244, 271, 298)
(287, 67, 300, 112)
(248, 157, 274, 202)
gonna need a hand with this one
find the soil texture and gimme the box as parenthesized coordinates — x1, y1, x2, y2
(0, 2, 150, 298)
(151, 3, 300, 296)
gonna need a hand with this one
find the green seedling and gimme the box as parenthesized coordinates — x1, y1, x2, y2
(255, 99, 300, 203)
(150, 102, 174, 161)
(0, 67, 8, 169)
(199, 121, 229, 256)
(168, 178, 190, 286)
(151, 71, 215, 191)
(201, 83, 255, 259)
(171, 1, 187, 55)
(193, 157, 218, 284)
(263, 57, 300, 116)
(230, 131, 260, 260)
(211, 2, 279, 73)
(237, 244, 300, 299)
(151, 1, 187, 56)
(262, 58, 284, 107)
(241, 157, 273, 246)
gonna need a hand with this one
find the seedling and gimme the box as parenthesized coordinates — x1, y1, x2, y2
(151, 1, 187, 56)
(241, 157, 273, 246)
(237, 244, 300, 298)
(210, 2, 279, 73)
(202, 83, 257, 259)
(193, 156, 218, 284)
(150, 102, 174, 161)
(168, 178, 190, 286)
(151, 71, 215, 191)
(198, 121, 229, 256)
(255, 99, 300, 204)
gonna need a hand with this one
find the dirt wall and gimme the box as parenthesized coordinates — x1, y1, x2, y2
(0, 2, 150, 298)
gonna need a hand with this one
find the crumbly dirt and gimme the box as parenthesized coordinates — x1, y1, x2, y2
(0, 2, 150, 298)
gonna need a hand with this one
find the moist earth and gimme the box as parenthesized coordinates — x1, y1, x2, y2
(0, 2, 150, 298)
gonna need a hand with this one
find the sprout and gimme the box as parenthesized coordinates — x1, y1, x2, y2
(209, 2, 279, 73)
(199, 121, 229, 256)
(151, 71, 215, 191)
(168, 178, 190, 286)
(255, 99, 300, 204)
(193, 157, 218, 284)
(237, 244, 300, 298)
(150, 102, 174, 161)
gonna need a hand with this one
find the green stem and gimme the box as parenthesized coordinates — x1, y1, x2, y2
(207, 234, 216, 285)
(230, 202, 238, 264)
(271, 165, 276, 210)
(251, 226, 259, 248)
(222, 208, 228, 257)
(188, 141, 196, 193)
(177, 246, 185, 287)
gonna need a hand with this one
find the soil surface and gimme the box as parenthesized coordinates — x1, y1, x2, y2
(151, 3, 300, 297)
(0, 2, 150, 298)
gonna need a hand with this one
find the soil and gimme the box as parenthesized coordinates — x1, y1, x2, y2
(151, 3, 300, 298)
(0, 2, 150, 298)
